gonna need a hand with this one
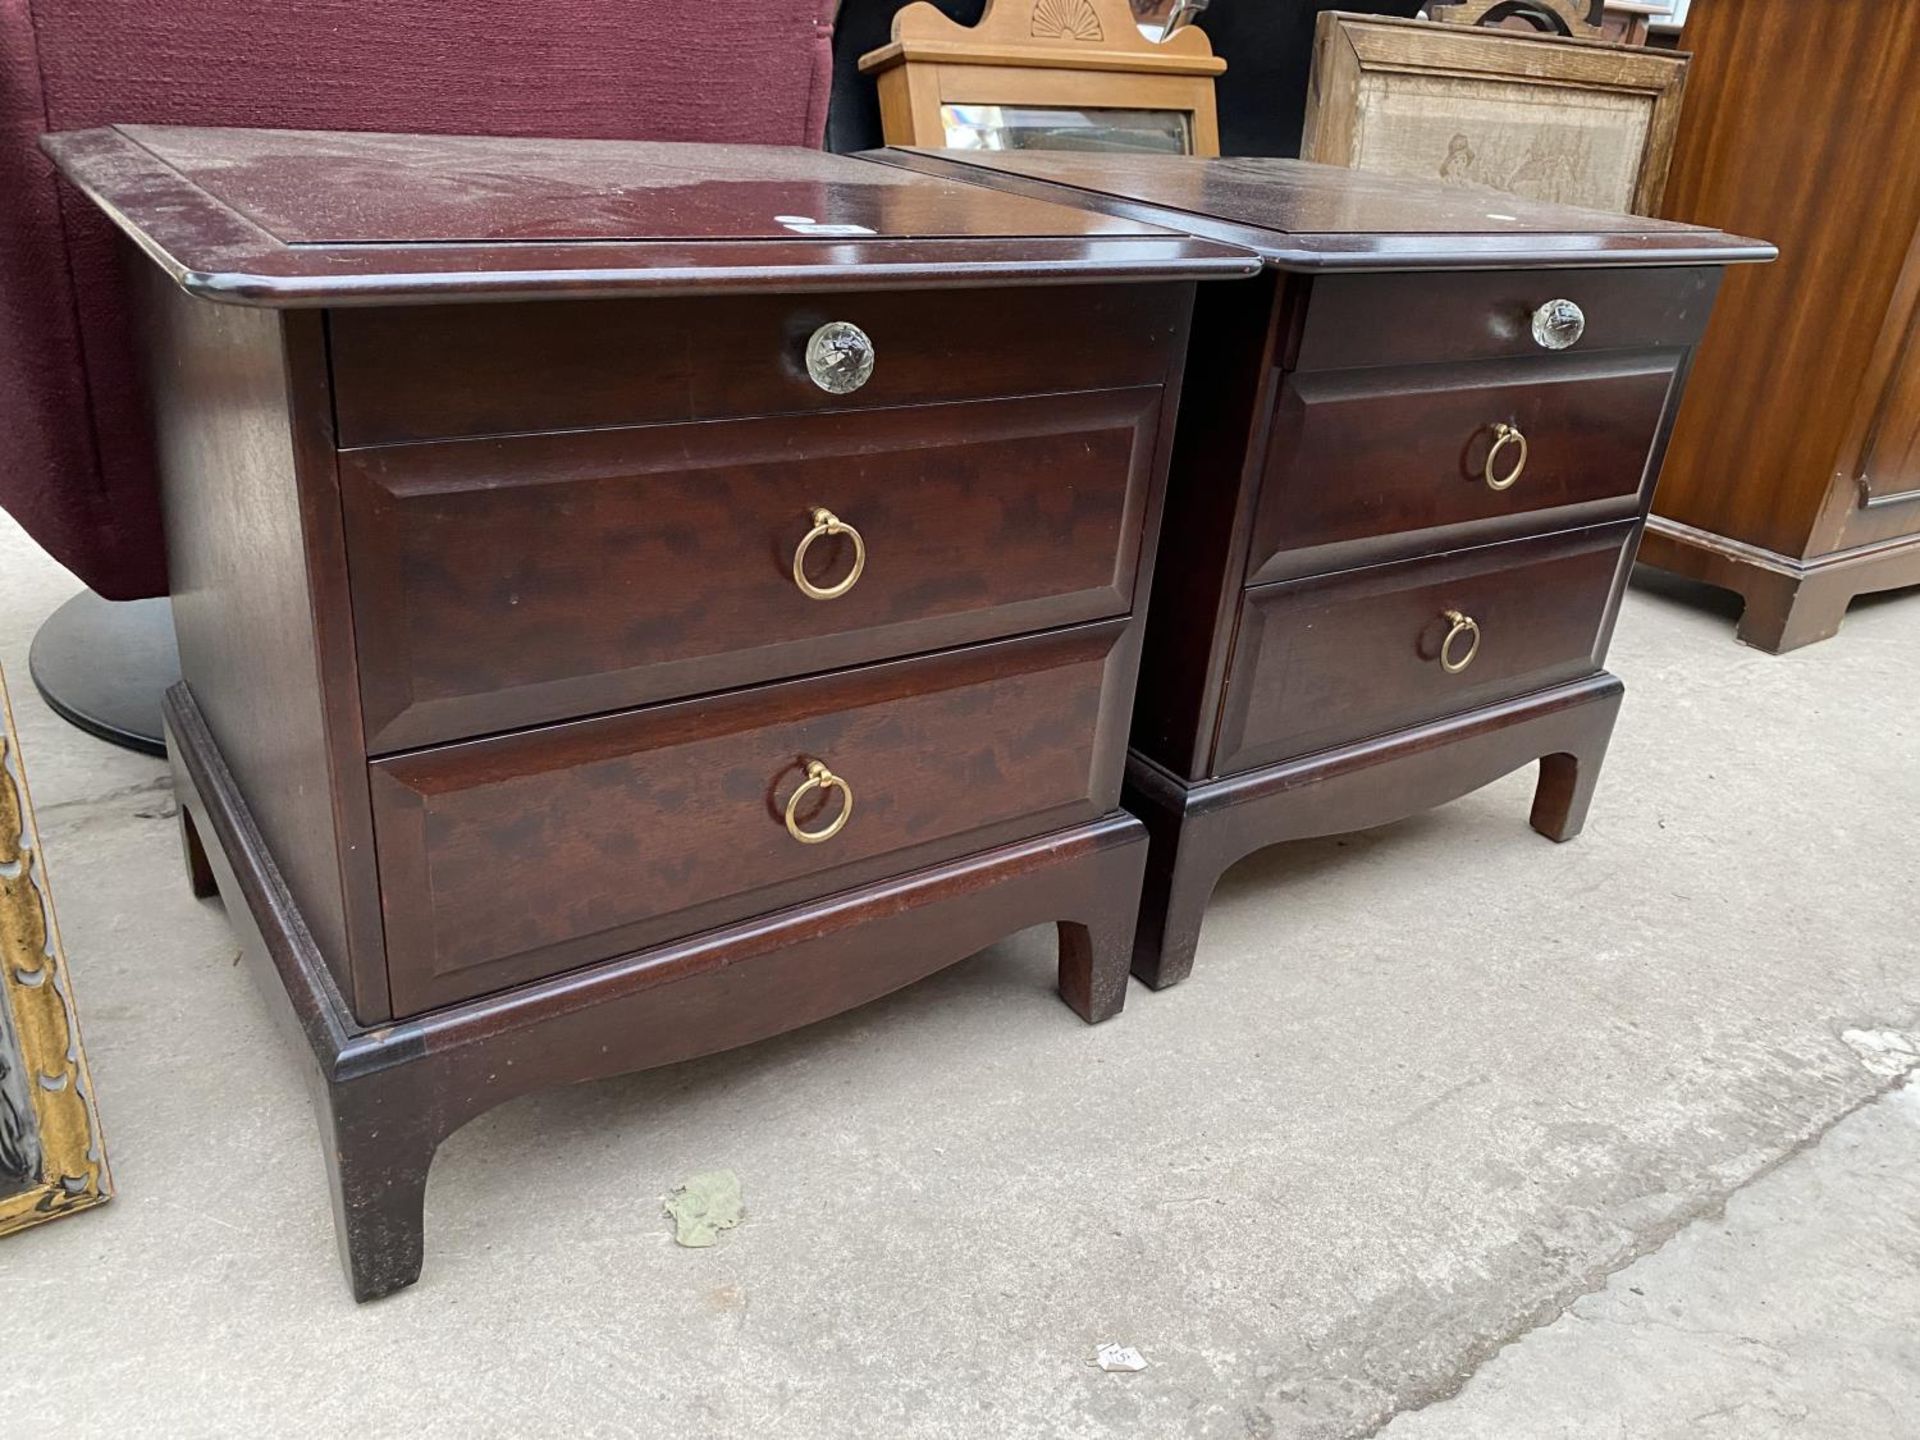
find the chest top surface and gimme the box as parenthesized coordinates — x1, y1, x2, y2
(42, 126, 1255, 305)
(877, 150, 1776, 272)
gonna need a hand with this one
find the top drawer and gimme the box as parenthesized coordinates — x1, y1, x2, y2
(341, 388, 1164, 752)
(330, 284, 1191, 445)
(1294, 267, 1723, 372)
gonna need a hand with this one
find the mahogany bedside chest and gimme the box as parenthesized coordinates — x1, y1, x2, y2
(44, 126, 1254, 1299)
(874, 151, 1773, 987)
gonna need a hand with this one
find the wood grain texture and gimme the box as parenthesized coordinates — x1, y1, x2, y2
(1301, 12, 1688, 216)
(280, 311, 391, 1023)
(1655, 0, 1920, 564)
(917, 146, 1737, 984)
(871, 149, 1772, 271)
(168, 686, 1146, 1300)
(1846, 222, 1920, 517)
(1639, 515, 1920, 655)
(1128, 270, 1294, 781)
(328, 284, 1187, 446)
(861, 0, 1225, 76)
(859, 0, 1225, 155)
(80, 127, 1215, 1297)
(1246, 350, 1678, 580)
(342, 388, 1163, 750)
(140, 269, 386, 1013)
(1214, 521, 1632, 774)
(1293, 266, 1719, 371)
(41, 127, 1254, 305)
(371, 621, 1136, 1014)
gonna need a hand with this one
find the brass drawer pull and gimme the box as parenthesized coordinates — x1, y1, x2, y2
(1485, 422, 1528, 491)
(1440, 609, 1482, 674)
(805, 321, 876, 394)
(792, 507, 866, 601)
(785, 760, 854, 845)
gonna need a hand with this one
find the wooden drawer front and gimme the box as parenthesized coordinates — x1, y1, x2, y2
(1295, 267, 1720, 373)
(370, 623, 1131, 1015)
(343, 390, 1162, 752)
(1247, 354, 1680, 581)
(1214, 523, 1633, 775)
(330, 284, 1189, 446)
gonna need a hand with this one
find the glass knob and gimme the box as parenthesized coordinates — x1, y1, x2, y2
(1530, 298, 1586, 351)
(805, 321, 875, 394)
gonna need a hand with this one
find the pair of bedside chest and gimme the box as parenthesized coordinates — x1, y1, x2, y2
(45, 127, 1767, 1298)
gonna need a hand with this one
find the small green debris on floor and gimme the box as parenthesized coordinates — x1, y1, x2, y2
(665, 1170, 745, 1248)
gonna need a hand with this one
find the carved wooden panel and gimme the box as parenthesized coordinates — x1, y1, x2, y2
(1031, 0, 1106, 40)
(1303, 14, 1688, 216)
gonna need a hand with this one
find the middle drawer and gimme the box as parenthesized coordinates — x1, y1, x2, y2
(341, 389, 1163, 751)
(1246, 352, 1680, 582)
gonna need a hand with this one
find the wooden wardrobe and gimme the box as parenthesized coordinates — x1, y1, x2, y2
(1642, 0, 1920, 651)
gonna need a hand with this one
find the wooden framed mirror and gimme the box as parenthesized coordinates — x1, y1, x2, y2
(859, 0, 1225, 155)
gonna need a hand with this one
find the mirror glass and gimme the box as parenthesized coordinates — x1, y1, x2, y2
(939, 104, 1193, 154)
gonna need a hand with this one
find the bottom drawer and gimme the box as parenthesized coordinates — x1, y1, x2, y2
(370, 621, 1132, 1015)
(1213, 522, 1634, 775)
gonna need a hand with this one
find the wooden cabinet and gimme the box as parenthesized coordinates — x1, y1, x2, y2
(1642, 0, 1920, 651)
(44, 126, 1252, 1299)
(877, 148, 1768, 986)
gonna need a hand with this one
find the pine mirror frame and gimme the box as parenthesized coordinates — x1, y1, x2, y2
(859, 0, 1226, 156)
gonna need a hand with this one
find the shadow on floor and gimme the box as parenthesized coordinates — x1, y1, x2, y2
(1626, 563, 1743, 624)
(1629, 560, 1920, 637)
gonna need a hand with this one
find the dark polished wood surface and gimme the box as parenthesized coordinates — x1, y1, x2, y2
(1646, 0, 1920, 650)
(922, 148, 1756, 986)
(43, 127, 1256, 303)
(169, 688, 1145, 1300)
(138, 267, 394, 1017)
(69, 129, 1218, 1296)
(371, 621, 1133, 1013)
(1247, 355, 1677, 579)
(1129, 272, 1294, 784)
(873, 149, 1774, 271)
(121, 127, 1162, 246)
(1294, 268, 1721, 370)
(344, 388, 1162, 749)
(329, 284, 1184, 444)
(1217, 523, 1633, 775)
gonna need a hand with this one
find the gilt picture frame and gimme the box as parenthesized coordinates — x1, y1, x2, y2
(860, 0, 1225, 156)
(1302, 12, 1689, 216)
(0, 664, 111, 1238)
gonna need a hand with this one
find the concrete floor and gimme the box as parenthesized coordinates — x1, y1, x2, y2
(0, 508, 1915, 1439)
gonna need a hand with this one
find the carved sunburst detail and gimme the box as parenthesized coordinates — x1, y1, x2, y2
(1032, 0, 1104, 41)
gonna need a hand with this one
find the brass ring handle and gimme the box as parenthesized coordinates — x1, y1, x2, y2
(1485, 422, 1528, 492)
(784, 760, 854, 845)
(791, 507, 866, 601)
(1440, 609, 1482, 674)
